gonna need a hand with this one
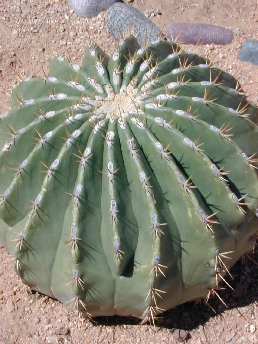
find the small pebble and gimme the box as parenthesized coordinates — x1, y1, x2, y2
(165, 23, 233, 45)
(53, 326, 70, 336)
(107, 3, 161, 46)
(145, 8, 162, 18)
(238, 39, 258, 65)
(173, 328, 189, 342)
(249, 325, 256, 334)
(68, 0, 119, 19)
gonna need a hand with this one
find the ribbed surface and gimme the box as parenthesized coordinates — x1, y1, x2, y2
(0, 36, 257, 321)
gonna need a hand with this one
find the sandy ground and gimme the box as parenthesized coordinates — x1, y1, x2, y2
(0, 0, 258, 343)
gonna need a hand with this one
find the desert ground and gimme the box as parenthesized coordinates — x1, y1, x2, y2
(0, 0, 258, 343)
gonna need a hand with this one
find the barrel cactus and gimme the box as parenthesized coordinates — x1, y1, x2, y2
(0, 35, 258, 323)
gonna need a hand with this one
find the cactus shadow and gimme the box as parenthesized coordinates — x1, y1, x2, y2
(94, 246, 258, 330)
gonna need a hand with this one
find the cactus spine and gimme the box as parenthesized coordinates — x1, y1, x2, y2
(0, 36, 258, 322)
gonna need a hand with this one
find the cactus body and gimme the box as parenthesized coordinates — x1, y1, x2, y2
(0, 36, 258, 321)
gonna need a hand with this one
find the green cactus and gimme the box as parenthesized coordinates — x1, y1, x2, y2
(0, 35, 258, 323)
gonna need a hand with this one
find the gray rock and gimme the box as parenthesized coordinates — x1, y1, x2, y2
(238, 39, 258, 65)
(106, 3, 162, 46)
(69, 0, 119, 19)
(165, 23, 233, 45)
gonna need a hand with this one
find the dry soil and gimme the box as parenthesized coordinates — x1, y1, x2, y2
(0, 1, 258, 343)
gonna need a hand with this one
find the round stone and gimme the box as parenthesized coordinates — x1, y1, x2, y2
(107, 3, 162, 46)
(238, 39, 258, 66)
(68, 0, 119, 19)
(165, 23, 233, 45)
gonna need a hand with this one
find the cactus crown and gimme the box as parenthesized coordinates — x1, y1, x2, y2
(0, 35, 258, 322)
